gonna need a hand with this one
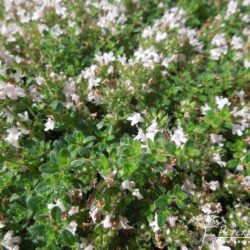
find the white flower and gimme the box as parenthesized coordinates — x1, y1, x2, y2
(88, 77, 101, 90)
(244, 59, 250, 69)
(5, 127, 22, 148)
(231, 36, 244, 50)
(29, 85, 43, 102)
(236, 165, 244, 172)
(68, 206, 79, 216)
(66, 221, 77, 235)
(146, 119, 159, 141)
(211, 153, 226, 167)
(133, 46, 162, 69)
(117, 55, 127, 65)
(210, 47, 227, 60)
(12, 72, 23, 82)
(0, 221, 6, 228)
(214, 203, 222, 213)
(89, 205, 102, 223)
(160, 8, 186, 30)
(241, 14, 250, 23)
(80, 239, 94, 250)
(108, 66, 114, 74)
(101, 215, 132, 230)
(0, 82, 6, 99)
(101, 215, 113, 229)
(243, 0, 250, 6)
(241, 176, 250, 188)
(201, 103, 211, 115)
(4, 84, 25, 100)
(127, 112, 144, 126)
(121, 181, 143, 199)
(211, 33, 227, 47)
(162, 163, 175, 175)
(44, 117, 55, 131)
(171, 126, 187, 147)
(17, 111, 29, 122)
(132, 189, 143, 200)
(168, 216, 178, 227)
(120, 180, 135, 191)
(35, 76, 46, 86)
(88, 91, 103, 105)
(162, 57, 170, 68)
(230, 107, 250, 136)
(95, 0, 127, 34)
(210, 33, 228, 60)
(81, 65, 99, 90)
(232, 124, 245, 136)
(201, 203, 212, 214)
(149, 213, 160, 232)
(64, 78, 78, 103)
(210, 134, 224, 146)
(134, 128, 147, 142)
(225, 0, 238, 19)
(215, 96, 231, 110)
(181, 176, 196, 195)
(95, 52, 115, 65)
(207, 181, 220, 191)
(116, 216, 132, 230)
(155, 31, 167, 42)
(231, 106, 250, 119)
(37, 23, 48, 33)
(47, 199, 66, 212)
(83, 244, 94, 250)
(142, 27, 154, 38)
(235, 89, 245, 102)
(208, 237, 231, 250)
(51, 24, 63, 37)
(1, 231, 21, 250)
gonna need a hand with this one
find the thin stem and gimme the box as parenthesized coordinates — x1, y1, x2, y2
(201, 226, 207, 247)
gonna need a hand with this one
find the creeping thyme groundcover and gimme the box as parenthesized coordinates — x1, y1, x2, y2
(0, 0, 250, 249)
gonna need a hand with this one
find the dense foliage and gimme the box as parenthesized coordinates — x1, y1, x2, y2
(0, 0, 249, 249)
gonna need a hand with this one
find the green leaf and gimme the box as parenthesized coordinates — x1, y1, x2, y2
(51, 207, 62, 221)
(155, 195, 169, 209)
(39, 162, 59, 174)
(177, 154, 187, 169)
(28, 224, 46, 238)
(83, 136, 96, 144)
(74, 131, 84, 144)
(78, 148, 91, 158)
(227, 159, 239, 169)
(35, 182, 50, 193)
(71, 159, 85, 168)
(155, 154, 168, 162)
(27, 196, 41, 211)
(62, 229, 75, 246)
(173, 184, 187, 201)
(58, 149, 70, 165)
(164, 142, 176, 154)
(97, 154, 110, 175)
(133, 140, 142, 155)
(122, 160, 137, 179)
(176, 191, 187, 201)
(157, 210, 169, 227)
(4, 161, 21, 170)
(176, 199, 185, 209)
(173, 184, 182, 196)
(245, 154, 250, 163)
